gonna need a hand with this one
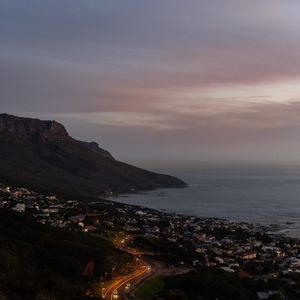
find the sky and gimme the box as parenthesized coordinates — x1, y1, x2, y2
(2, 0, 300, 164)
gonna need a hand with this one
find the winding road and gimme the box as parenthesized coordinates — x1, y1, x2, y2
(103, 265, 150, 300)
(101, 235, 190, 300)
(102, 236, 153, 300)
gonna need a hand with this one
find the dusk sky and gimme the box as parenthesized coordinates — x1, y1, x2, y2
(2, 0, 300, 163)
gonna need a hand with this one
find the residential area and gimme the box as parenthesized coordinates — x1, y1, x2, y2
(1, 184, 300, 299)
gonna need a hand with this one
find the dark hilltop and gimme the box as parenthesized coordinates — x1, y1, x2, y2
(0, 114, 185, 197)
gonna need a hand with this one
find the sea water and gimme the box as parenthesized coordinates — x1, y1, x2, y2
(114, 163, 300, 238)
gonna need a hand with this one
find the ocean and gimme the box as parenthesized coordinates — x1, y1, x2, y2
(113, 163, 300, 238)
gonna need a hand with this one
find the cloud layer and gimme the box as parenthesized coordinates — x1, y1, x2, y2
(1, 0, 300, 161)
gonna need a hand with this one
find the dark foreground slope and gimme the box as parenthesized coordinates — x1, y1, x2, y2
(0, 114, 185, 197)
(0, 209, 133, 300)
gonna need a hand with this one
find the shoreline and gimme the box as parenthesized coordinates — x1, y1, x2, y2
(111, 188, 300, 239)
(2, 182, 300, 298)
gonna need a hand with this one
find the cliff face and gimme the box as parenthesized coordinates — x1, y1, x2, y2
(0, 115, 68, 139)
(0, 114, 113, 159)
(0, 114, 185, 196)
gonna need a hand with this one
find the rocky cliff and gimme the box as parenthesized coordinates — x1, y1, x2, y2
(0, 114, 185, 197)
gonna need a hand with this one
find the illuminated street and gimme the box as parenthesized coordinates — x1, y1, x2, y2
(103, 265, 151, 300)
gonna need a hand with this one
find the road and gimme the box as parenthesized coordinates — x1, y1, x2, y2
(103, 265, 151, 300)
(102, 236, 153, 300)
(102, 236, 190, 300)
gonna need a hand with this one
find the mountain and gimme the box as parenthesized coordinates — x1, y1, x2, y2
(0, 114, 185, 197)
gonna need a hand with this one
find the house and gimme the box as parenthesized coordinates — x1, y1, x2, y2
(257, 291, 281, 300)
(12, 203, 26, 213)
(241, 251, 256, 260)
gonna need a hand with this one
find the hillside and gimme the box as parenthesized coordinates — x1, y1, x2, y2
(0, 209, 134, 300)
(0, 114, 185, 197)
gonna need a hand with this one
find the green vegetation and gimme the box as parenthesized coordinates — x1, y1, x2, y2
(135, 277, 165, 300)
(131, 236, 196, 265)
(93, 230, 126, 245)
(136, 268, 294, 299)
(135, 269, 257, 300)
(163, 269, 256, 300)
(0, 209, 134, 300)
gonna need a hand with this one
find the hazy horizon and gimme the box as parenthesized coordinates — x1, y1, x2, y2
(2, 1, 300, 162)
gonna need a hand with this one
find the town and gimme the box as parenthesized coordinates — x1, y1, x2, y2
(1, 184, 300, 299)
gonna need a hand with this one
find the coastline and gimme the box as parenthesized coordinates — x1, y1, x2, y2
(2, 182, 300, 298)
(111, 181, 300, 239)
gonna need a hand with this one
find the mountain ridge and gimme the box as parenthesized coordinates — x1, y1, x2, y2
(0, 114, 185, 197)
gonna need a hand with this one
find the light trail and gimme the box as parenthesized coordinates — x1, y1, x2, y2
(103, 266, 149, 300)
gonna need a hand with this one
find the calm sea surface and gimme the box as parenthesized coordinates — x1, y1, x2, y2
(113, 164, 300, 238)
